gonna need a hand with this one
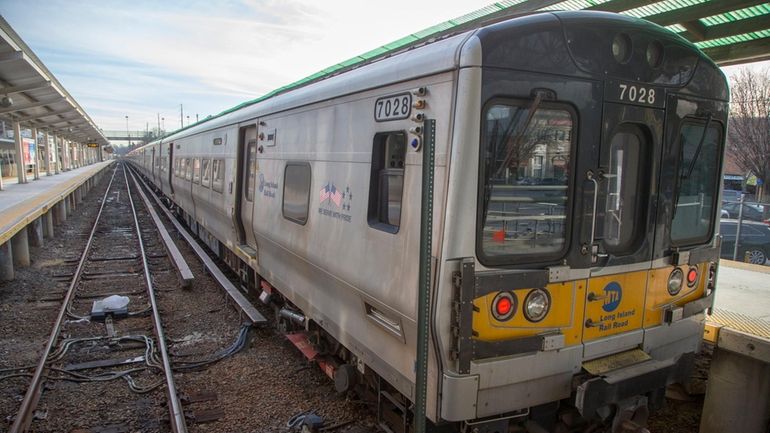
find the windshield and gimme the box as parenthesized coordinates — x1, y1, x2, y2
(671, 122, 721, 245)
(479, 102, 573, 262)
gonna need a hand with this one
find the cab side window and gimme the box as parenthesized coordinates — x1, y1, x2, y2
(368, 132, 406, 233)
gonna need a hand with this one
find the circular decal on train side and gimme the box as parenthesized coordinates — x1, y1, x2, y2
(602, 282, 622, 312)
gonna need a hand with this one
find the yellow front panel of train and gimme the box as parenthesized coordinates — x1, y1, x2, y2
(472, 281, 586, 346)
(582, 271, 647, 342)
(643, 264, 707, 328)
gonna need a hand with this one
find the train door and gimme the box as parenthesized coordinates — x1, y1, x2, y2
(151, 148, 156, 183)
(581, 96, 664, 344)
(654, 95, 726, 261)
(233, 125, 258, 253)
(167, 142, 174, 196)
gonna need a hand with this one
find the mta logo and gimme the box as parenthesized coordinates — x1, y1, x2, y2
(602, 282, 622, 312)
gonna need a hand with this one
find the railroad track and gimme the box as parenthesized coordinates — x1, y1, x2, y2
(8, 162, 188, 433)
(1, 161, 369, 432)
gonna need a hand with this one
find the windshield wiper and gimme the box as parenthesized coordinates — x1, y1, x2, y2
(673, 113, 713, 217)
(685, 113, 713, 180)
(482, 91, 548, 228)
(493, 91, 545, 178)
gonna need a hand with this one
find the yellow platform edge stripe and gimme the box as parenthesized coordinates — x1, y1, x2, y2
(704, 308, 770, 344)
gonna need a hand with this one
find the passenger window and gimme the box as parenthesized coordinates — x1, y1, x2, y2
(179, 158, 186, 178)
(192, 158, 201, 184)
(367, 132, 406, 233)
(599, 127, 647, 251)
(201, 159, 211, 187)
(245, 141, 257, 201)
(283, 162, 311, 225)
(212, 159, 225, 192)
(185, 158, 193, 180)
(479, 103, 572, 261)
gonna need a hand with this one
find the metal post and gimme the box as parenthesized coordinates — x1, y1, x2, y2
(44, 131, 51, 175)
(61, 138, 68, 171)
(415, 119, 435, 433)
(31, 127, 40, 180)
(52, 134, 60, 174)
(13, 121, 27, 184)
(732, 194, 745, 261)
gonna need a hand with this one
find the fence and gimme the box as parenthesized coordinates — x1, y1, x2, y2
(720, 195, 770, 265)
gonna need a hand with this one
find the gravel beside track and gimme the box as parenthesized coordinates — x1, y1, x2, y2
(1, 163, 377, 433)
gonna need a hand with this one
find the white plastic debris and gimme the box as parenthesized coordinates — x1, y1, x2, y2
(100, 295, 130, 310)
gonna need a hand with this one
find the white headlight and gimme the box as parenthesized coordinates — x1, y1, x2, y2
(668, 268, 684, 296)
(524, 289, 550, 322)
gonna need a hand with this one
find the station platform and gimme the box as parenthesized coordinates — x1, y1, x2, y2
(0, 161, 114, 280)
(700, 260, 770, 433)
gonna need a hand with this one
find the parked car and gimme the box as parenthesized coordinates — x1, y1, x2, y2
(719, 219, 770, 265)
(721, 189, 742, 203)
(721, 202, 767, 222)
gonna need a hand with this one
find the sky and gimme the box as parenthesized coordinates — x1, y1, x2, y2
(1, 0, 497, 139)
(2, 0, 768, 144)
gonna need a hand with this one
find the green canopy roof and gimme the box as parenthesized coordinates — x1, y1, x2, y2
(171, 0, 769, 137)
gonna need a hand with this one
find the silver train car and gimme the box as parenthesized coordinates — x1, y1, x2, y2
(128, 10, 728, 433)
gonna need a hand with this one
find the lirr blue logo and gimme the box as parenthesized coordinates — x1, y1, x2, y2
(602, 282, 622, 312)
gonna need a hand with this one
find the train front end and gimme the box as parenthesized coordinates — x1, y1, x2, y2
(439, 11, 728, 432)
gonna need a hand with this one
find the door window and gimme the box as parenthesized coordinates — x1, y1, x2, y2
(599, 127, 647, 251)
(367, 132, 406, 232)
(671, 122, 721, 245)
(192, 158, 201, 184)
(201, 159, 211, 187)
(212, 159, 225, 192)
(245, 141, 257, 201)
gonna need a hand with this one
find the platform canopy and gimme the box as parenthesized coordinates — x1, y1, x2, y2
(187, 0, 768, 134)
(0, 16, 107, 146)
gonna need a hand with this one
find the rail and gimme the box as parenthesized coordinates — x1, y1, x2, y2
(123, 166, 188, 433)
(9, 165, 119, 433)
(10, 162, 188, 433)
(127, 165, 266, 325)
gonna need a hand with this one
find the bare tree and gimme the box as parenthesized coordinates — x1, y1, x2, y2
(727, 68, 770, 202)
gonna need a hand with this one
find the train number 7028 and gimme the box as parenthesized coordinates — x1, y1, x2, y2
(618, 84, 656, 105)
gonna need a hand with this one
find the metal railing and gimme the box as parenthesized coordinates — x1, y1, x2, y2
(720, 194, 770, 264)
